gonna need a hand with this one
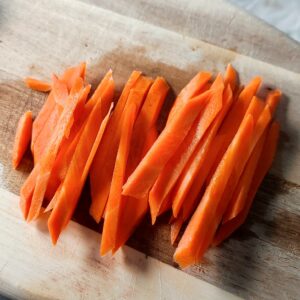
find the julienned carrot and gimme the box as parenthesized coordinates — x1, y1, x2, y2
(89, 74, 152, 223)
(12, 111, 33, 169)
(222, 130, 267, 223)
(220, 94, 278, 224)
(122, 88, 216, 200)
(142, 127, 158, 157)
(48, 99, 113, 244)
(100, 101, 138, 255)
(45, 70, 115, 200)
(113, 78, 169, 252)
(205, 76, 262, 184)
(172, 85, 233, 220)
(224, 64, 237, 93)
(51, 74, 68, 107)
(126, 77, 169, 176)
(60, 62, 86, 91)
(31, 63, 86, 163)
(149, 75, 224, 224)
(266, 89, 281, 115)
(24, 78, 51, 92)
(174, 114, 254, 268)
(25, 78, 88, 221)
(213, 121, 280, 245)
(166, 71, 211, 125)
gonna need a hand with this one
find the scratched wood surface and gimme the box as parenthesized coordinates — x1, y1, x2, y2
(0, 0, 299, 299)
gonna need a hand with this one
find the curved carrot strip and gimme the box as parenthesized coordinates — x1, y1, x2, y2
(48, 99, 113, 244)
(149, 75, 224, 224)
(172, 85, 233, 219)
(122, 88, 215, 200)
(12, 111, 33, 169)
(213, 121, 280, 245)
(100, 101, 138, 255)
(174, 114, 254, 268)
(89, 73, 152, 223)
(24, 78, 51, 92)
(166, 71, 211, 125)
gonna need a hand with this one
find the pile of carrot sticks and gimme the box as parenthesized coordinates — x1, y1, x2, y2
(12, 63, 280, 268)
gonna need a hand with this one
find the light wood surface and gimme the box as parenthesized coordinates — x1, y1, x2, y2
(0, 0, 299, 299)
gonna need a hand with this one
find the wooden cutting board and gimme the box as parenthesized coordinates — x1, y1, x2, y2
(0, 0, 299, 299)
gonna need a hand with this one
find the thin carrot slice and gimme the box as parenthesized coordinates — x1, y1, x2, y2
(222, 130, 267, 223)
(100, 101, 138, 255)
(45, 70, 114, 200)
(12, 111, 33, 169)
(205, 76, 262, 183)
(89, 73, 152, 223)
(24, 78, 51, 92)
(172, 85, 233, 219)
(26, 78, 88, 221)
(213, 121, 280, 245)
(122, 88, 216, 200)
(166, 71, 211, 125)
(174, 114, 254, 268)
(224, 64, 237, 93)
(47, 101, 113, 243)
(149, 75, 224, 224)
(51, 74, 68, 107)
(113, 78, 169, 252)
(266, 89, 281, 115)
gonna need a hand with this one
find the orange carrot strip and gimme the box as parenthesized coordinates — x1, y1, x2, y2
(51, 74, 68, 107)
(48, 100, 113, 243)
(172, 85, 233, 219)
(45, 70, 114, 200)
(89, 73, 152, 223)
(266, 89, 281, 115)
(24, 78, 51, 92)
(222, 130, 267, 223)
(174, 114, 254, 268)
(122, 88, 216, 200)
(213, 121, 280, 245)
(205, 76, 262, 184)
(224, 64, 237, 93)
(12, 111, 33, 169)
(100, 101, 138, 255)
(60, 62, 86, 91)
(113, 78, 169, 252)
(26, 78, 87, 221)
(166, 71, 211, 125)
(149, 75, 224, 224)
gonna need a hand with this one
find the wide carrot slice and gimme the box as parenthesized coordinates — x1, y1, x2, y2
(222, 130, 267, 223)
(213, 121, 280, 245)
(167, 71, 211, 125)
(24, 78, 51, 92)
(26, 78, 88, 221)
(100, 101, 138, 255)
(89, 73, 152, 223)
(45, 70, 115, 200)
(122, 88, 216, 200)
(47, 98, 113, 244)
(12, 111, 33, 169)
(172, 84, 233, 219)
(149, 75, 224, 224)
(174, 113, 254, 268)
(113, 78, 169, 252)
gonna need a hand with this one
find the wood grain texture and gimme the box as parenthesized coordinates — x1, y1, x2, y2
(0, 0, 299, 299)
(0, 188, 240, 300)
(82, 0, 300, 72)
